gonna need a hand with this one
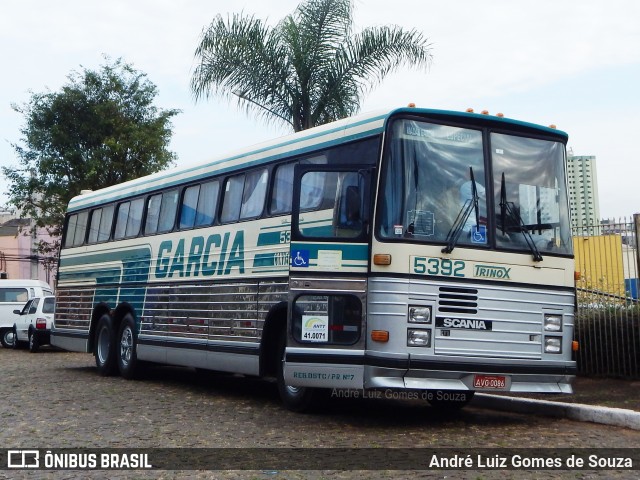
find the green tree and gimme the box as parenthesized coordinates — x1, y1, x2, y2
(3, 57, 179, 257)
(191, 0, 431, 132)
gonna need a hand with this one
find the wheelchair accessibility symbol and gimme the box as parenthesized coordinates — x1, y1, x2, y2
(471, 225, 487, 244)
(291, 250, 310, 267)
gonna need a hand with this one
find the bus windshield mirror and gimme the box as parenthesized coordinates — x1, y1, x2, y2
(441, 167, 479, 254)
(498, 172, 543, 262)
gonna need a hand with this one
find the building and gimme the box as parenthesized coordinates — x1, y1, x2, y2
(0, 217, 57, 286)
(567, 152, 600, 233)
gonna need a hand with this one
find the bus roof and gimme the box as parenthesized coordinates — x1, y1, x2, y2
(67, 107, 568, 212)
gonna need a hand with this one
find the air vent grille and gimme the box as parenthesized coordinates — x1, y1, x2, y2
(438, 286, 478, 314)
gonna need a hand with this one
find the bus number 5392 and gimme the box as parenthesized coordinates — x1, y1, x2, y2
(413, 257, 465, 278)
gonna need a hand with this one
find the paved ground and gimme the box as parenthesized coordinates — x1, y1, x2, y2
(499, 376, 640, 412)
(525, 377, 640, 412)
(1, 346, 640, 479)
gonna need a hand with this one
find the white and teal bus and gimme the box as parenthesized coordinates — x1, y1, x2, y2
(52, 106, 576, 411)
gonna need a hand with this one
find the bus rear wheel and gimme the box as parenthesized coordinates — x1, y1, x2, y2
(117, 314, 139, 379)
(277, 332, 315, 412)
(94, 314, 118, 376)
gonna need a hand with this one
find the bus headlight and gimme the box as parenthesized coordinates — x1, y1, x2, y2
(407, 329, 431, 347)
(409, 306, 432, 323)
(544, 336, 562, 354)
(544, 314, 562, 332)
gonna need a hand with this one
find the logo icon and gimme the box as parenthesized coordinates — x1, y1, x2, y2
(471, 225, 487, 244)
(474, 264, 511, 280)
(7, 450, 40, 469)
(291, 250, 309, 267)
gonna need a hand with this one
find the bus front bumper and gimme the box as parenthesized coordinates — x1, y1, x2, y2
(364, 355, 576, 394)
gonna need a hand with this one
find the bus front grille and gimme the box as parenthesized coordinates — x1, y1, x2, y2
(437, 286, 478, 314)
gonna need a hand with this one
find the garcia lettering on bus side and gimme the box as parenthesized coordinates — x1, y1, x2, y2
(154, 231, 245, 278)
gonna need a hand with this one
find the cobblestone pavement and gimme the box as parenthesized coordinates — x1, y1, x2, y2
(1, 347, 639, 479)
(510, 376, 640, 411)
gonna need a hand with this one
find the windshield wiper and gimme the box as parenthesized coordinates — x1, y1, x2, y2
(442, 167, 479, 254)
(499, 172, 543, 262)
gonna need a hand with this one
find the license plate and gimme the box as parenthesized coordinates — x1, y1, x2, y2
(473, 374, 507, 389)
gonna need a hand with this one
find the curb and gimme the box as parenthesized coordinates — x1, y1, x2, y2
(472, 394, 640, 430)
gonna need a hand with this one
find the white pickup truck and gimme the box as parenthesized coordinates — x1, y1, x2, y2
(0, 280, 53, 347)
(13, 296, 56, 352)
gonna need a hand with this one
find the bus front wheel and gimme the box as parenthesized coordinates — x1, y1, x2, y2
(277, 332, 315, 412)
(94, 314, 118, 376)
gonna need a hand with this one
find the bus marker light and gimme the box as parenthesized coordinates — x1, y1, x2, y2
(574, 271, 581, 281)
(373, 254, 392, 265)
(408, 103, 416, 108)
(371, 330, 389, 342)
(496, 112, 504, 117)
(549, 124, 557, 129)
(481, 110, 489, 115)
(572, 341, 579, 352)
(466, 108, 474, 113)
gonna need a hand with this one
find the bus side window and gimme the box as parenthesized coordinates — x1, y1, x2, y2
(270, 163, 295, 215)
(88, 206, 114, 244)
(270, 156, 326, 216)
(65, 211, 89, 248)
(180, 180, 220, 229)
(220, 174, 245, 223)
(125, 198, 145, 237)
(158, 190, 179, 233)
(63, 214, 79, 248)
(146, 190, 178, 235)
(114, 202, 130, 240)
(145, 194, 162, 234)
(180, 185, 200, 229)
(97, 205, 114, 242)
(88, 208, 102, 244)
(240, 169, 268, 219)
(114, 198, 144, 239)
(195, 181, 219, 227)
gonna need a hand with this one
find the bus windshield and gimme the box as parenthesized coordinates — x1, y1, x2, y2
(378, 118, 572, 256)
(491, 132, 572, 256)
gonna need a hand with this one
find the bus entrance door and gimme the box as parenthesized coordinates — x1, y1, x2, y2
(285, 165, 372, 390)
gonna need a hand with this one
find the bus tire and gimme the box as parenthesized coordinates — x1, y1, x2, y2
(277, 332, 315, 412)
(94, 314, 118, 376)
(1, 328, 15, 348)
(117, 314, 139, 379)
(426, 390, 474, 410)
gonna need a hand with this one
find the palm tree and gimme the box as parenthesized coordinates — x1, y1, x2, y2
(191, 0, 432, 132)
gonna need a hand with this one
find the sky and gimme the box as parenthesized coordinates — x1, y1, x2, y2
(1, 0, 639, 219)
